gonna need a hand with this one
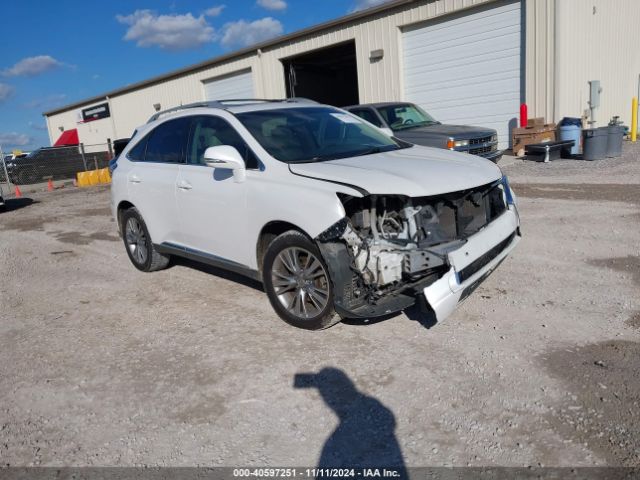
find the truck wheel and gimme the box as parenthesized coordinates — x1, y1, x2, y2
(263, 230, 340, 330)
(121, 208, 169, 272)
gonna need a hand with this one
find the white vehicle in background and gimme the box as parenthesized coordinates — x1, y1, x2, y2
(110, 99, 520, 330)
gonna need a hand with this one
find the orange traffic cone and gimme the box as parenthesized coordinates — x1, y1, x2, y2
(14, 185, 22, 198)
(47, 179, 54, 191)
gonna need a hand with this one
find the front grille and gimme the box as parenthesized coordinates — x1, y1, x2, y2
(457, 232, 515, 283)
(469, 145, 493, 155)
(469, 136, 492, 145)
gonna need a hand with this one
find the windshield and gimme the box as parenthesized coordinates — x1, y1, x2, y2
(236, 107, 409, 163)
(376, 104, 439, 131)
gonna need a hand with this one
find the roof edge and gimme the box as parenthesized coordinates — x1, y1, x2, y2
(43, 0, 417, 117)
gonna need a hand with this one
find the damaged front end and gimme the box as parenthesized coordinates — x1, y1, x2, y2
(316, 178, 520, 321)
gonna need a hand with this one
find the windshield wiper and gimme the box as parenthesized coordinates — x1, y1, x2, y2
(289, 145, 398, 163)
(352, 145, 399, 157)
(290, 154, 344, 163)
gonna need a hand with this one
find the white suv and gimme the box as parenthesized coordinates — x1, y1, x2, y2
(111, 99, 520, 330)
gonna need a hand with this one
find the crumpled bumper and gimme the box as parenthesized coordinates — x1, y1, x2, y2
(423, 207, 520, 322)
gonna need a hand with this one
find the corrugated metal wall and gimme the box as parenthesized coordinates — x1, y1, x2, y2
(525, 0, 554, 122)
(109, 55, 260, 138)
(48, 0, 570, 144)
(554, 0, 640, 127)
(258, 0, 500, 103)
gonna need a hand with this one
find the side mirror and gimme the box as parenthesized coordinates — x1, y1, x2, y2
(203, 145, 246, 183)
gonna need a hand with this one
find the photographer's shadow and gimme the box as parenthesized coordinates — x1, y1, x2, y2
(294, 368, 406, 473)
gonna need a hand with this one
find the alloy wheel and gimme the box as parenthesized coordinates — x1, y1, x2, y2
(271, 246, 330, 319)
(125, 217, 148, 265)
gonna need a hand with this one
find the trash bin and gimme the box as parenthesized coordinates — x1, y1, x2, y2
(558, 117, 582, 156)
(606, 124, 624, 158)
(582, 127, 608, 161)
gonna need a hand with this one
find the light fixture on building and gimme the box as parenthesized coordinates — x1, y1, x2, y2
(369, 49, 384, 62)
(153, 103, 161, 112)
(58, 126, 64, 132)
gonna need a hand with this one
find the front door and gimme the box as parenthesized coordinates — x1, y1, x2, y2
(176, 115, 259, 265)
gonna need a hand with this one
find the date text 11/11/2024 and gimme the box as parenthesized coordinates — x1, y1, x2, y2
(232, 468, 404, 478)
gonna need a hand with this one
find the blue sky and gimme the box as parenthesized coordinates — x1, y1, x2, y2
(0, 0, 387, 152)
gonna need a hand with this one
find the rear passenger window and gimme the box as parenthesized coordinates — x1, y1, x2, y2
(187, 116, 259, 169)
(144, 117, 191, 163)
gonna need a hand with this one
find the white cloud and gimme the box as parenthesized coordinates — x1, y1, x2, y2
(256, 0, 287, 11)
(204, 5, 225, 17)
(23, 93, 67, 109)
(116, 9, 215, 51)
(0, 132, 32, 147)
(350, 0, 392, 12)
(220, 17, 283, 48)
(2, 55, 62, 77)
(0, 83, 14, 102)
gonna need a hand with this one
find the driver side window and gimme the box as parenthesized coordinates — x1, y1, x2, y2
(187, 115, 259, 169)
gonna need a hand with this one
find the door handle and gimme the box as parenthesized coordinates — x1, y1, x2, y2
(177, 180, 192, 190)
(129, 175, 142, 184)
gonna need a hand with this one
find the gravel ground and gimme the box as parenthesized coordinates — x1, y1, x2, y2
(0, 143, 638, 468)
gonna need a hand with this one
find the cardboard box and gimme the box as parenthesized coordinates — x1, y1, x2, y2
(527, 117, 545, 127)
(512, 123, 556, 156)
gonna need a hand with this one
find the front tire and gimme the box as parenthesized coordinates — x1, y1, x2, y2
(121, 208, 169, 272)
(262, 230, 340, 330)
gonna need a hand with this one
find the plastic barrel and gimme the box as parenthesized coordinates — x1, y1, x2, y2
(606, 125, 624, 157)
(582, 127, 608, 161)
(558, 117, 582, 156)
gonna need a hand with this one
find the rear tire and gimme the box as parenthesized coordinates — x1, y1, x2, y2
(262, 230, 340, 330)
(121, 208, 169, 272)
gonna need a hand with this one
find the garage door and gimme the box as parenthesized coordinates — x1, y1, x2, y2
(203, 69, 254, 101)
(402, 0, 521, 148)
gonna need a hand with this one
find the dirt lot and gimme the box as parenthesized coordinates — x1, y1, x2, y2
(1, 144, 639, 468)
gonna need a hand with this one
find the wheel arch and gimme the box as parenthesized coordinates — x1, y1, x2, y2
(116, 200, 136, 234)
(256, 221, 312, 272)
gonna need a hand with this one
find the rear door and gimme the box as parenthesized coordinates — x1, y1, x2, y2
(125, 117, 190, 245)
(176, 114, 259, 265)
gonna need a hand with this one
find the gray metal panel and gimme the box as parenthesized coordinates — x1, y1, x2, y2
(402, 0, 521, 148)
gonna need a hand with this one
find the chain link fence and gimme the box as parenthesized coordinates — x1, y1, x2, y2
(0, 142, 113, 199)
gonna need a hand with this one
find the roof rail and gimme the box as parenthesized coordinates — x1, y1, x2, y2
(146, 97, 317, 123)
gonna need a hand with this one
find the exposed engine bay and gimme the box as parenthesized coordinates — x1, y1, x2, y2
(316, 180, 509, 316)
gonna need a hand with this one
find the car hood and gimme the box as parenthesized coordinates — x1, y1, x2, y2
(288, 145, 502, 197)
(394, 124, 495, 142)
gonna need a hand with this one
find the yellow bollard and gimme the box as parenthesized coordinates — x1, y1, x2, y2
(632, 97, 638, 142)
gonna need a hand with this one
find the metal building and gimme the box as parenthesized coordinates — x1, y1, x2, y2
(43, 0, 640, 150)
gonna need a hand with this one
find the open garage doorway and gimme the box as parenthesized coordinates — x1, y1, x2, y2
(283, 41, 359, 107)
